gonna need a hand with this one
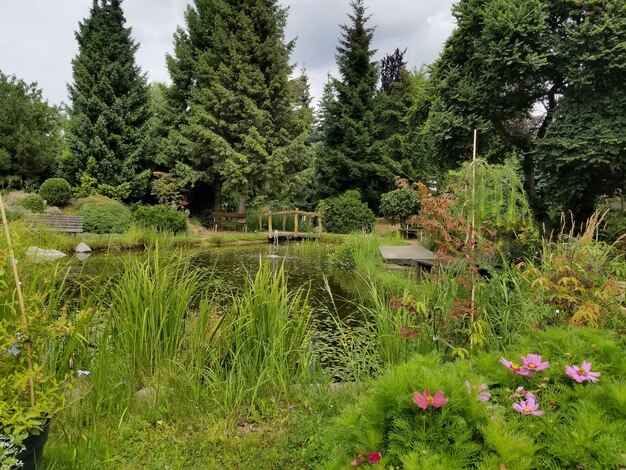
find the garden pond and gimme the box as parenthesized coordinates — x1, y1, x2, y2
(65, 241, 394, 320)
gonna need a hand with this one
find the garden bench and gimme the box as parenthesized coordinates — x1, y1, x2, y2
(23, 215, 84, 234)
(399, 224, 420, 239)
(210, 211, 247, 231)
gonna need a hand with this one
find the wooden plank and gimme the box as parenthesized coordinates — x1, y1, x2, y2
(22, 215, 84, 233)
(379, 245, 437, 267)
(266, 210, 320, 217)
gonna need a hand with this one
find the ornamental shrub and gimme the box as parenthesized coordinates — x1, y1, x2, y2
(317, 190, 375, 234)
(39, 177, 72, 206)
(134, 205, 187, 233)
(77, 195, 131, 234)
(19, 194, 45, 213)
(380, 189, 421, 225)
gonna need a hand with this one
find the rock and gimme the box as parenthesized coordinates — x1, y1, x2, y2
(25, 246, 66, 261)
(76, 242, 92, 253)
(76, 252, 92, 262)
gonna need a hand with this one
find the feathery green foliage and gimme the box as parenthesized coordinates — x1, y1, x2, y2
(324, 327, 626, 469)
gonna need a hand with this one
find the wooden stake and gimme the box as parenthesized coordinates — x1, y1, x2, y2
(0, 192, 35, 406)
(470, 129, 478, 349)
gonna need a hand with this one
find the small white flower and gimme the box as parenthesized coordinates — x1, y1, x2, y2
(6, 346, 20, 356)
(77, 370, 90, 377)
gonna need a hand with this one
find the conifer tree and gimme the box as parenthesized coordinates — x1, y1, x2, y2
(165, 0, 310, 212)
(317, 0, 388, 210)
(67, 0, 152, 200)
(373, 50, 432, 183)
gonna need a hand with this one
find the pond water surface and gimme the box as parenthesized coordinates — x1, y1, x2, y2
(73, 242, 361, 318)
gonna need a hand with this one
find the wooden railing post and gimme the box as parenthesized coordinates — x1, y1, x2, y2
(268, 213, 273, 235)
(294, 209, 299, 236)
(317, 215, 322, 238)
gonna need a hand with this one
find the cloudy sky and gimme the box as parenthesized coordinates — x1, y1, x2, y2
(0, 0, 456, 106)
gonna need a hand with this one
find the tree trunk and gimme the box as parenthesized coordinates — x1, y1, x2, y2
(522, 152, 545, 224)
(212, 179, 222, 213)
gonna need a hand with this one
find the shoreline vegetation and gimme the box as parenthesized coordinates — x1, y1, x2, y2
(1, 221, 625, 468)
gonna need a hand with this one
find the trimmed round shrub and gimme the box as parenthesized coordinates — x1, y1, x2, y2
(39, 178, 72, 207)
(78, 195, 131, 234)
(317, 190, 375, 234)
(19, 194, 45, 213)
(380, 188, 421, 225)
(134, 205, 187, 233)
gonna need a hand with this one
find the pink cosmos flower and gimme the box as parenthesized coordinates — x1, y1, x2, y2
(413, 389, 448, 409)
(521, 354, 550, 372)
(500, 357, 534, 377)
(477, 384, 491, 403)
(369, 452, 382, 465)
(565, 361, 600, 383)
(465, 380, 490, 402)
(512, 396, 544, 416)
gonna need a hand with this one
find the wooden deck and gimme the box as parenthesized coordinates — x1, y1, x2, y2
(379, 245, 437, 268)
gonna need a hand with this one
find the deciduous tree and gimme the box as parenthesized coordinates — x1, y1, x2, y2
(0, 72, 62, 187)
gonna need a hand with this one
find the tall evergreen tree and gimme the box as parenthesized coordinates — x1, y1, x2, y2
(164, 0, 310, 213)
(66, 0, 152, 200)
(317, 0, 390, 210)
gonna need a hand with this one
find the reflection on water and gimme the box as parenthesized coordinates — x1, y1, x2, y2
(72, 243, 359, 318)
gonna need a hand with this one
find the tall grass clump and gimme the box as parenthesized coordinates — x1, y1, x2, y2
(108, 248, 202, 378)
(204, 260, 314, 411)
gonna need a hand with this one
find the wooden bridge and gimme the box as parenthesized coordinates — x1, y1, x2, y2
(261, 210, 322, 241)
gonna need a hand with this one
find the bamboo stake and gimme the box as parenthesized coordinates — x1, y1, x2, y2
(470, 129, 478, 350)
(0, 192, 36, 406)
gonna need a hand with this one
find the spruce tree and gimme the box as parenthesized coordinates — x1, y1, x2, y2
(317, 0, 388, 211)
(67, 0, 152, 200)
(165, 0, 310, 212)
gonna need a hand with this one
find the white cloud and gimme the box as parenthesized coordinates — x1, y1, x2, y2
(0, 0, 456, 106)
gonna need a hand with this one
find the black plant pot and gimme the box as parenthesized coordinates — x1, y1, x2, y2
(16, 419, 51, 470)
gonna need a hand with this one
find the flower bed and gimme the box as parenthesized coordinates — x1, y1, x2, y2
(323, 327, 626, 469)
